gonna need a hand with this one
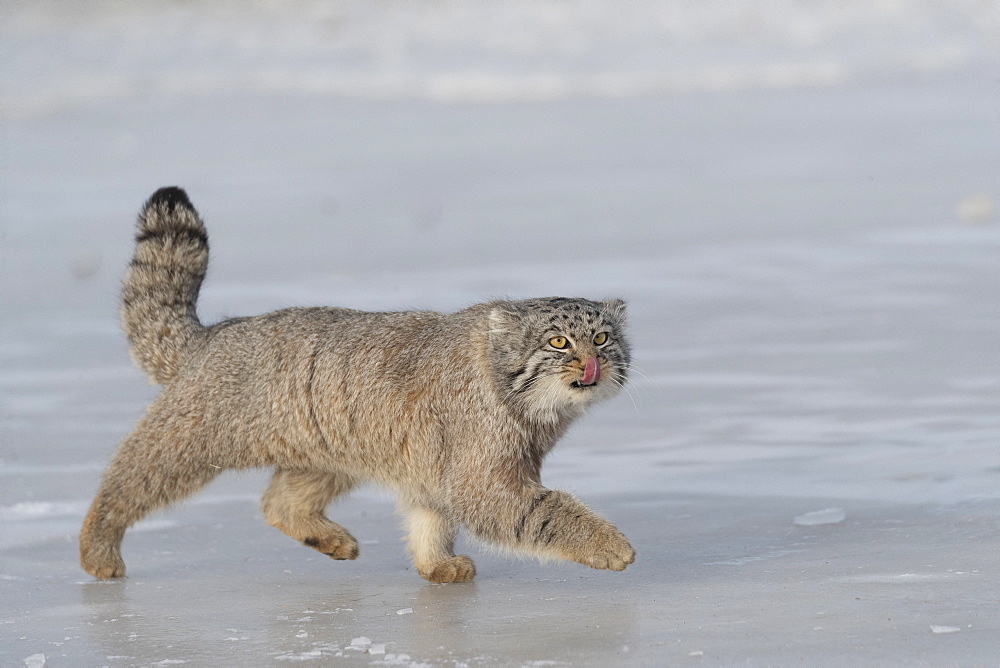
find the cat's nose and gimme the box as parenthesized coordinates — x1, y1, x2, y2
(579, 356, 601, 386)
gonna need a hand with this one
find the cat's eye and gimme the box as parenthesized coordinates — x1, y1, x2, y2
(593, 332, 609, 346)
(548, 336, 570, 349)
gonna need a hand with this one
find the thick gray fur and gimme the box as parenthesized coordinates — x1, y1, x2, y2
(80, 187, 636, 583)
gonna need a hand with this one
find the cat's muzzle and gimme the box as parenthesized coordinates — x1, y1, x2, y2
(572, 356, 602, 388)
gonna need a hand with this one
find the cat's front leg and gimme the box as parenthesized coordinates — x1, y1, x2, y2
(515, 489, 635, 571)
(457, 485, 635, 572)
(399, 499, 475, 583)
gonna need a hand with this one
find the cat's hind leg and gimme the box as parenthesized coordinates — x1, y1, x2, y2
(399, 500, 475, 583)
(80, 428, 221, 579)
(262, 469, 359, 560)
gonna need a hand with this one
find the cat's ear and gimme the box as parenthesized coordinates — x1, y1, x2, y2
(602, 298, 628, 325)
(488, 304, 523, 338)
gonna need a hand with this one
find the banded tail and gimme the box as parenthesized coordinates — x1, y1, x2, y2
(121, 187, 209, 384)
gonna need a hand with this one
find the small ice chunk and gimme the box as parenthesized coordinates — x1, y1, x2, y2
(396, 608, 413, 615)
(295, 630, 308, 638)
(930, 625, 961, 634)
(688, 650, 704, 656)
(275, 649, 323, 661)
(350, 637, 372, 647)
(23, 654, 46, 668)
(794, 508, 845, 526)
(370, 644, 386, 655)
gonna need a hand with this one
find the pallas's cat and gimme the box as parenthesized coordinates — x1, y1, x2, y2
(80, 187, 635, 583)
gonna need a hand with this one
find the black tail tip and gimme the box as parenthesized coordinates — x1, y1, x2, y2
(145, 186, 193, 211)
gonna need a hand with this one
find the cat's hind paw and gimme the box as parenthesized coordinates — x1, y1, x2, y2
(301, 528, 360, 561)
(80, 545, 126, 579)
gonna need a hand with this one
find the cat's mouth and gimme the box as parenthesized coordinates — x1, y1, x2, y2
(571, 356, 601, 389)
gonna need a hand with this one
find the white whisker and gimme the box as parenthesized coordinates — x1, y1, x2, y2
(621, 362, 656, 385)
(605, 369, 642, 416)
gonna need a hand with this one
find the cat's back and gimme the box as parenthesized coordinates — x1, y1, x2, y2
(154, 306, 492, 459)
(224, 305, 496, 481)
(310, 305, 491, 400)
(184, 305, 489, 395)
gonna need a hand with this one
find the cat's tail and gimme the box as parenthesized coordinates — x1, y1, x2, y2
(121, 187, 209, 385)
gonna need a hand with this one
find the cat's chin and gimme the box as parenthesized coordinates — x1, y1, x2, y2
(525, 403, 586, 426)
(526, 384, 617, 424)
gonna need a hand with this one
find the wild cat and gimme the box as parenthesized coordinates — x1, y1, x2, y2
(80, 187, 635, 583)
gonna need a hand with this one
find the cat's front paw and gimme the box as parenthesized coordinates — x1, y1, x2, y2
(418, 555, 476, 583)
(576, 526, 635, 572)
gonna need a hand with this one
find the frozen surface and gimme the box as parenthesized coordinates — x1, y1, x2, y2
(2, 2, 999, 666)
(793, 508, 846, 527)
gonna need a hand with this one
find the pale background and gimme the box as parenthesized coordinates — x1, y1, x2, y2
(2, 2, 998, 665)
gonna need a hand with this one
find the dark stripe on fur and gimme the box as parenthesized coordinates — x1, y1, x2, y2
(536, 514, 554, 544)
(512, 356, 546, 393)
(514, 490, 552, 541)
(122, 186, 209, 384)
(305, 347, 330, 451)
(507, 365, 527, 386)
(136, 227, 209, 246)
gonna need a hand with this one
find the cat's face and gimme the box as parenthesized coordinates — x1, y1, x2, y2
(488, 297, 631, 423)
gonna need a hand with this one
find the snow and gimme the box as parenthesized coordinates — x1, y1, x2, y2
(2, 2, 999, 666)
(0, 501, 88, 521)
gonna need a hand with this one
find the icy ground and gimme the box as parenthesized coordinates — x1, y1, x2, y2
(2, 2, 999, 665)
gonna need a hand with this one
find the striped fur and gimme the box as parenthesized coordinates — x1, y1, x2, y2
(121, 187, 208, 384)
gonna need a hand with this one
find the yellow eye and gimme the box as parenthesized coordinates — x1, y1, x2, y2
(548, 336, 569, 349)
(593, 332, 609, 346)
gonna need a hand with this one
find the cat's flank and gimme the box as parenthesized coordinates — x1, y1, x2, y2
(80, 187, 635, 583)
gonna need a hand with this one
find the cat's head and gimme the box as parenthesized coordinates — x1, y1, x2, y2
(487, 297, 631, 423)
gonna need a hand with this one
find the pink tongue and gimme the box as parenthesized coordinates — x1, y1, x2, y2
(580, 357, 601, 386)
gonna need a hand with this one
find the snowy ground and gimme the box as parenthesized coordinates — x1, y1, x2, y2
(2, 2, 999, 665)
